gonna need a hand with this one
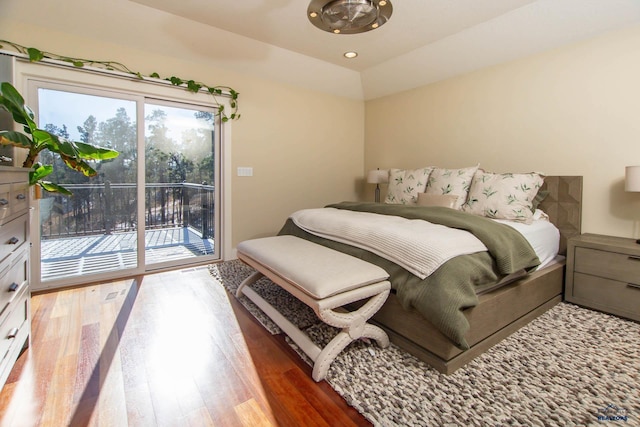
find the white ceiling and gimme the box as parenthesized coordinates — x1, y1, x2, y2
(130, 0, 640, 99)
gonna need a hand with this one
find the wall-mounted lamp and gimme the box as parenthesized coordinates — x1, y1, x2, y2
(625, 165, 640, 244)
(367, 168, 388, 203)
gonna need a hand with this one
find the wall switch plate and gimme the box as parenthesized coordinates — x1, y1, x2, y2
(237, 167, 253, 177)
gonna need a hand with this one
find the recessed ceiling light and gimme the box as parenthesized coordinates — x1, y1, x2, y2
(309, 11, 318, 18)
(344, 51, 358, 59)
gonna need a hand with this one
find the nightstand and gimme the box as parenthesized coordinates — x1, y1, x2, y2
(565, 233, 640, 322)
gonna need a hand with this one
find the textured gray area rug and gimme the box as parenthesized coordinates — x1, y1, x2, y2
(211, 260, 640, 427)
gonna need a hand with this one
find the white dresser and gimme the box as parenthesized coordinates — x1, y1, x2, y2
(0, 166, 31, 390)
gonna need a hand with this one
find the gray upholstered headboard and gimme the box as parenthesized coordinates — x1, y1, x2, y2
(538, 176, 583, 255)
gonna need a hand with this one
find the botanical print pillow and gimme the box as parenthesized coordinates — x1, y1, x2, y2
(463, 171, 544, 223)
(384, 167, 433, 204)
(424, 165, 479, 209)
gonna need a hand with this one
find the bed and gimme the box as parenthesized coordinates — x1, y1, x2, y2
(277, 172, 582, 374)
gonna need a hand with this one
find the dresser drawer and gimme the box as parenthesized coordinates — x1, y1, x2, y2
(0, 288, 28, 366)
(0, 215, 28, 265)
(574, 247, 640, 285)
(0, 184, 9, 222)
(573, 272, 640, 320)
(10, 183, 29, 214)
(0, 251, 28, 317)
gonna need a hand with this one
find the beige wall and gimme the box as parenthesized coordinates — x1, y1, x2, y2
(0, 0, 365, 253)
(366, 25, 640, 240)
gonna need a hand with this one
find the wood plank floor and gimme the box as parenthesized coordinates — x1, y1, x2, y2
(0, 266, 371, 427)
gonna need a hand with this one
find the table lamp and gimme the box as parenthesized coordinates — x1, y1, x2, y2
(625, 165, 640, 244)
(367, 169, 388, 203)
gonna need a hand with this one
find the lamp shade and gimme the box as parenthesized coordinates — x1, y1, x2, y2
(625, 166, 640, 192)
(367, 169, 388, 184)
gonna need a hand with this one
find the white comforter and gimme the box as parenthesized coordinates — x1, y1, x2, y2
(290, 208, 487, 279)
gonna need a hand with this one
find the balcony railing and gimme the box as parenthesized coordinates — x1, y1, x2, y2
(39, 182, 215, 240)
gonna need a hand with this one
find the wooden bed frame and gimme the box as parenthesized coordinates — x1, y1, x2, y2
(365, 176, 583, 374)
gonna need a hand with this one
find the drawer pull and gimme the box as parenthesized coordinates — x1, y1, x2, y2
(7, 328, 19, 340)
(8, 283, 19, 292)
(628, 283, 640, 290)
(16, 193, 25, 200)
(8, 237, 19, 245)
(628, 256, 640, 262)
(0, 198, 7, 206)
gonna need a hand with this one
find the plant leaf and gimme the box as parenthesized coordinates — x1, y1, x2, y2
(60, 154, 97, 177)
(38, 181, 73, 195)
(26, 47, 44, 62)
(0, 82, 38, 130)
(187, 80, 201, 93)
(31, 129, 60, 152)
(30, 164, 54, 182)
(0, 131, 33, 148)
(74, 141, 119, 160)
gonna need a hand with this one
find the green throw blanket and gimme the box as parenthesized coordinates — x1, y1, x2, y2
(278, 202, 540, 349)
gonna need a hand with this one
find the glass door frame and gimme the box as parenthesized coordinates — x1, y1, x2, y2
(142, 97, 222, 272)
(16, 61, 229, 291)
(27, 79, 146, 288)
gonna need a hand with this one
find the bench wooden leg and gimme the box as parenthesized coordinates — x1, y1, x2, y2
(235, 268, 390, 382)
(317, 290, 390, 347)
(313, 321, 390, 382)
(236, 271, 263, 299)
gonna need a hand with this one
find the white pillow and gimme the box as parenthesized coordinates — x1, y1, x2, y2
(424, 165, 479, 209)
(384, 167, 433, 205)
(463, 170, 544, 224)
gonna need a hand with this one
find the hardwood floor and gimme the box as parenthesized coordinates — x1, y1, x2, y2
(0, 266, 371, 427)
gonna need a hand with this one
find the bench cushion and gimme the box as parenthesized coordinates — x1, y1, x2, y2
(237, 236, 389, 299)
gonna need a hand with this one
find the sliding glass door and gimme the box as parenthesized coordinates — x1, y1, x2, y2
(31, 81, 221, 288)
(36, 87, 141, 282)
(143, 101, 219, 268)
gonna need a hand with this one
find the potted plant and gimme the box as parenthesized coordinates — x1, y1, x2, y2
(0, 81, 119, 194)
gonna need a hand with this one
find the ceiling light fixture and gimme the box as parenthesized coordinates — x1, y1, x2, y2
(307, 0, 393, 35)
(344, 51, 358, 58)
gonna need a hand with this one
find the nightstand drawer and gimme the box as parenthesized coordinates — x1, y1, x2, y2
(574, 247, 640, 285)
(573, 272, 640, 319)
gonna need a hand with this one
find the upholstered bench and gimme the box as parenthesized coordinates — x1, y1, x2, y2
(236, 235, 391, 381)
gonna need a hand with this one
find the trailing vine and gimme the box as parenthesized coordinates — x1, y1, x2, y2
(0, 40, 240, 121)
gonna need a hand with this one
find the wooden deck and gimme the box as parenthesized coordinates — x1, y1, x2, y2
(40, 227, 215, 281)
